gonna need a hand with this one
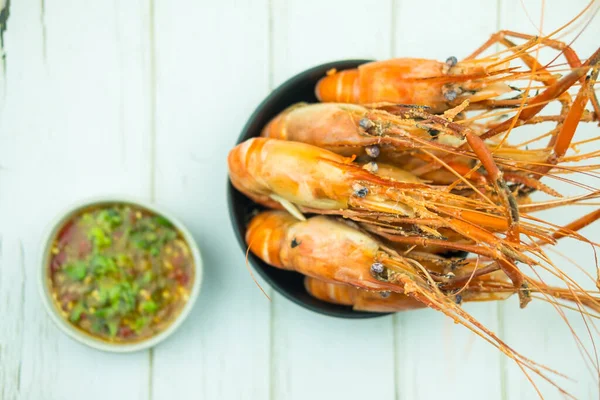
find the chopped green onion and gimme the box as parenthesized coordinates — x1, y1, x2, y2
(95, 307, 117, 319)
(108, 285, 122, 304)
(132, 316, 149, 333)
(119, 283, 137, 312)
(64, 261, 87, 281)
(91, 255, 118, 276)
(97, 286, 109, 305)
(144, 232, 158, 242)
(140, 300, 158, 314)
(164, 230, 177, 241)
(107, 320, 119, 337)
(97, 209, 123, 230)
(88, 227, 112, 250)
(91, 320, 103, 333)
(142, 270, 154, 284)
(70, 303, 85, 322)
(154, 216, 173, 228)
(115, 254, 132, 268)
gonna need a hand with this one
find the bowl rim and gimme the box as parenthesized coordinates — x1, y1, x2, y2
(227, 59, 391, 319)
(38, 196, 203, 353)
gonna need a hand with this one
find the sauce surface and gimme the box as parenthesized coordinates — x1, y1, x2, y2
(48, 204, 194, 343)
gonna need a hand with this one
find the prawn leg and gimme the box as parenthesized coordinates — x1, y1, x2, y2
(518, 63, 599, 187)
(547, 208, 600, 289)
(413, 47, 600, 193)
(361, 221, 531, 306)
(464, 30, 599, 118)
(443, 208, 600, 287)
(392, 106, 522, 241)
(361, 105, 521, 235)
(479, 46, 600, 142)
(465, 30, 583, 70)
(547, 66, 599, 162)
(551, 209, 600, 241)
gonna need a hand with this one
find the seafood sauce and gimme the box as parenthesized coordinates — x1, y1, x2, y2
(48, 204, 194, 343)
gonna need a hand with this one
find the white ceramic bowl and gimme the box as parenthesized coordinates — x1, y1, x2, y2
(38, 197, 203, 353)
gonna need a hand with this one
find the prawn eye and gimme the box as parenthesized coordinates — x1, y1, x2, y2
(352, 183, 369, 198)
(455, 294, 463, 305)
(371, 262, 390, 281)
(365, 145, 380, 158)
(371, 262, 385, 274)
(521, 282, 530, 293)
(445, 56, 458, 68)
(444, 89, 458, 101)
(290, 238, 301, 248)
(362, 161, 378, 173)
(359, 118, 374, 130)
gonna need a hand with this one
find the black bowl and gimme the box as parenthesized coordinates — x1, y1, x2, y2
(226, 60, 390, 319)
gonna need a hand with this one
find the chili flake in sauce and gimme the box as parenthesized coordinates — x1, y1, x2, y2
(48, 205, 194, 343)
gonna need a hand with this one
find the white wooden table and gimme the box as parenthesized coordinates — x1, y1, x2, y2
(1, 1, 599, 399)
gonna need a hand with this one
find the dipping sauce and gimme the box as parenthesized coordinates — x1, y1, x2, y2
(47, 204, 195, 343)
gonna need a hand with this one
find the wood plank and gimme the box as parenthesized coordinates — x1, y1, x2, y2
(498, 1, 600, 398)
(393, 0, 500, 60)
(272, 305, 396, 399)
(0, 0, 151, 399)
(151, 1, 271, 399)
(270, 1, 396, 399)
(0, 239, 25, 400)
(392, 1, 504, 399)
(272, 0, 394, 85)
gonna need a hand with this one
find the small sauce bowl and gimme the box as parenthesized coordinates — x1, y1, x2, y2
(38, 197, 203, 352)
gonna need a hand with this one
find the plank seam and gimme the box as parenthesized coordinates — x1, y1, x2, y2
(0, 0, 9, 80)
(267, 0, 275, 398)
(17, 240, 24, 396)
(148, 0, 157, 398)
(40, 0, 47, 63)
(390, 0, 397, 61)
(149, 0, 157, 204)
(268, 0, 274, 91)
